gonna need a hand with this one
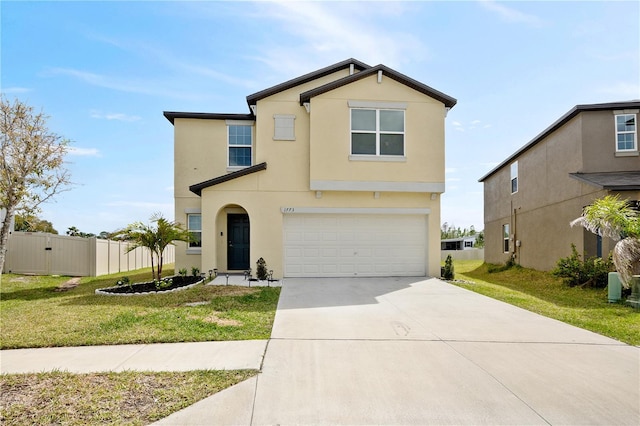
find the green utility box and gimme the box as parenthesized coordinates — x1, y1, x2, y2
(608, 272, 622, 303)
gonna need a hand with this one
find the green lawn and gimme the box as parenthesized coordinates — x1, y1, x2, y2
(450, 260, 640, 346)
(1, 370, 256, 425)
(0, 268, 280, 349)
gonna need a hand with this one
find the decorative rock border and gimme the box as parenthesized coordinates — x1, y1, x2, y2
(95, 277, 205, 296)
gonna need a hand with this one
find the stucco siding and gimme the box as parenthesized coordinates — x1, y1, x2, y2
(581, 110, 640, 172)
(308, 75, 446, 186)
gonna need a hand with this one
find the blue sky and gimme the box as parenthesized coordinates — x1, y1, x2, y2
(2, 1, 638, 235)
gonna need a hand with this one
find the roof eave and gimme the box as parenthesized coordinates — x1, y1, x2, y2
(163, 111, 254, 125)
(478, 101, 640, 182)
(189, 162, 267, 196)
(299, 64, 457, 108)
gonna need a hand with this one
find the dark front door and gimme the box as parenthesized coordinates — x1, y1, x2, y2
(227, 214, 250, 270)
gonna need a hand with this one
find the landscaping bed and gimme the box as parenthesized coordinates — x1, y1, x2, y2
(96, 275, 203, 295)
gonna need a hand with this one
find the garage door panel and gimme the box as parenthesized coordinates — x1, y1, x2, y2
(284, 213, 427, 278)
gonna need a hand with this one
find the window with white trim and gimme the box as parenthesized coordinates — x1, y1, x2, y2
(187, 214, 202, 248)
(274, 114, 295, 140)
(510, 161, 518, 194)
(503, 224, 510, 253)
(615, 114, 637, 152)
(228, 125, 252, 167)
(351, 108, 404, 156)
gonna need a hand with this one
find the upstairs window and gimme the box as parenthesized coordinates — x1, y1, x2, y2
(615, 114, 637, 152)
(511, 161, 518, 194)
(351, 109, 404, 156)
(228, 125, 252, 167)
(187, 214, 202, 248)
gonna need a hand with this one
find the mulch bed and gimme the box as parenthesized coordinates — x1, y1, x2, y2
(96, 275, 203, 295)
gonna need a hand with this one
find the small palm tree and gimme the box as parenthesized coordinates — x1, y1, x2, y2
(116, 213, 193, 281)
(571, 195, 640, 288)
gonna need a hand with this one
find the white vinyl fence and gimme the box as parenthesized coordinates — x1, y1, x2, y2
(4, 232, 175, 277)
(441, 248, 484, 262)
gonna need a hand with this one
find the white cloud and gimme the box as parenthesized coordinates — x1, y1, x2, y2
(90, 110, 141, 122)
(479, 0, 544, 27)
(45, 67, 207, 100)
(1, 87, 32, 94)
(471, 120, 481, 125)
(445, 168, 458, 174)
(105, 200, 173, 210)
(253, 1, 427, 75)
(68, 147, 101, 157)
(452, 121, 462, 126)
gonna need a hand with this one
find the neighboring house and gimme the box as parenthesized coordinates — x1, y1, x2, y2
(479, 101, 640, 271)
(441, 235, 478, 250)
(165, 59, 456, 278)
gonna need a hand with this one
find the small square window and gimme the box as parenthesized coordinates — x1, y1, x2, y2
(274, 115, 295, 140)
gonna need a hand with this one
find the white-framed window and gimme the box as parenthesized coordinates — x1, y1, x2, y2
(464, 240, 473, 248)
(351, 108, 405, 156)
(503, 224, 510, 253)
(227, 124, 253, 167)
(615, 114, 637, 152)
(274, 114, 295, 141)
(510, 161, 518, 194)
(187, 214, 202, 249)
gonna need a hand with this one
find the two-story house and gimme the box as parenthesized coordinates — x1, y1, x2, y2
(479, 101, 640, 271)
(164, 59, 456, 278)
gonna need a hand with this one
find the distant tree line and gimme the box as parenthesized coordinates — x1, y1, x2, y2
(441, 222, 484, 248)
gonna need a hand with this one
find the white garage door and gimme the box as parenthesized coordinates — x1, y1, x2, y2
(283, 213, 427, 277)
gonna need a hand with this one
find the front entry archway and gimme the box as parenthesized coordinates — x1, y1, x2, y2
(227, 213, 250, 270)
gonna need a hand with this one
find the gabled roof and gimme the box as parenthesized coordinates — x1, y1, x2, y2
(189, 162, 267, 196)
(246, 58, 370, 107)
(299, 64, 457, 109)
(478, 100, 640, 182)
(569, 171, 640, 191)
(163, 112, 253, 125)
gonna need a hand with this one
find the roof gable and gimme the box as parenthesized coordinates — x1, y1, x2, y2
(299, 64, 457, 109)
(246, 58, 370, 107)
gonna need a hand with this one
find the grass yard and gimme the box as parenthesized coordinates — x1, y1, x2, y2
(0, 268, 281, 349)
(450, 259, 640, 346)
(0, 369, 256, 425)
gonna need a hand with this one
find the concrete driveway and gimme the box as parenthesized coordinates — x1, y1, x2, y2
(159, 277, 639, 425)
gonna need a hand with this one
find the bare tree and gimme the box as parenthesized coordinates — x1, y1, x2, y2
(0, 97, 71, 273)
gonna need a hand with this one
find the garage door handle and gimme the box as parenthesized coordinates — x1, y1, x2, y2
(228, 242, 233, 248)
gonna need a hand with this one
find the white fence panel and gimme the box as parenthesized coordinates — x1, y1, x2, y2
(4, 233, 49, 275)
(441, 249, 485, 262)
(5, 232, 175, 277)
(50, 235, 91, 276)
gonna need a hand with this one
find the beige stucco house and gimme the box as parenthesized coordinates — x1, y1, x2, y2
(479, 101, 640, 271)
(165, 59, 457, 278)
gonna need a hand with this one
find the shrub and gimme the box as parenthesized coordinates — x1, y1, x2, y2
(442, 255, 454, 280)
(178, 268, 187, 278)
(552, 244, 613, 288)
(256, 258, 268, 280)
(191, 267, 200, 277)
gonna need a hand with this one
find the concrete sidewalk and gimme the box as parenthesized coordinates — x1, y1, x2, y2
(0, 340, 267, 374)
(158, 277, 639, 425)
